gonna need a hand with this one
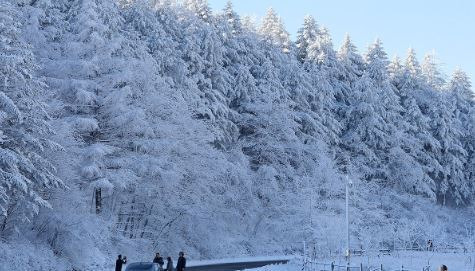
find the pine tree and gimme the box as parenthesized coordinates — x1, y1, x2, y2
(185, 0, 211, 22)
(388, 55, 405, 89)
(449, 69, 474, 114)
(306, 27, 337, 67)
(430, 92, 467, 205)
(296, 15, 319, 62)
(421, 53, 445, 90)
(337, 34, 364, 107)
(333, 34, 366, 172)
(343, 39, 404, 185)
(259, 7, 290, 53)
(402, 48, 422, 89)
(306, 26, 344, 103)
(338, 34, 364, 78)
(364, 39, 390, 83)
(222, 1, 241, 34)
(391, 49, 441, 198)
(448, 70, 473, 203)
(467, 105, 475, 198)
(241, 15, 256, 32)
(152, 0, 177, 8)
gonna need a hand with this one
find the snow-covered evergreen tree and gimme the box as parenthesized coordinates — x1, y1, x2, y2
(306, 27, 337, 68)
(342, 39, 404, 186)
(445, 70, 473, 203)
(403, 48, 422, 89)
(364, 39, 390, 83)
(222, 1, 241, 34)
(430, 93, 467, 205)
(338, 34, 364, 79)
(296, 15, 319, 62)
(336, 34, 364, 109)
(421, 52, 446, 91)
(241, 15, 256, 32)
(391, 49, 440, 198)
(388, 55, 404, 89)
(184, 0, 211, 22)
(259, 8, 290, 53)
(450, 69, 474, 117)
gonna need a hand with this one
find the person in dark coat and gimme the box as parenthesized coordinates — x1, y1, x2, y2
(439, 265, 448, 271)
(115, 255, 127, 271)
(166, 257, 174, 271)
(153, 253, 165, 270)
(176, 251, 186, 271)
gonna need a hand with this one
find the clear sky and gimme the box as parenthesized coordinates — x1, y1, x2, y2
(208, 0, 475, 84)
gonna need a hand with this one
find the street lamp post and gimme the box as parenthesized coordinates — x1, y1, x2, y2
(345, 175, 352, 266)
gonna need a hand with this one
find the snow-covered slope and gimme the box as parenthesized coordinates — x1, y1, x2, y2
(1, 0, 474, 270)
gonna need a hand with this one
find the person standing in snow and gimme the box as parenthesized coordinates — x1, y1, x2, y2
(176, 251, 186, 271)
(427, 240, 434, 251)
(439, 264, 448, 271)
(153, 252, 165, 270)
(115, 255, 127, 271)
(167, 256, 174, 271)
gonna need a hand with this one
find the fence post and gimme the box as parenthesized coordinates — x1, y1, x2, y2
(303, 241, 307, 263)
(331, 262, 334, 271)
(360, 263, 363, 271)
(380, 264, 383, 271)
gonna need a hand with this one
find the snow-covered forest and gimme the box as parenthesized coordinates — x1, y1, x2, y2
(1, 0, 474, 269)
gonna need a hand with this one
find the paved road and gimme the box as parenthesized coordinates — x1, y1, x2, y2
(187, 259, 290, 271)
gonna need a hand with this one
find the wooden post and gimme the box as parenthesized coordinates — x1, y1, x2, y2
(331, 262, 334, 271)
(380, 264, 383, 271)
(95, 188, 102, 214)
(360, 263, 363, 271)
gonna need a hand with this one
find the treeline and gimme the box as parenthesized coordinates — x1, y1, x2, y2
(0, 0, 473, 268)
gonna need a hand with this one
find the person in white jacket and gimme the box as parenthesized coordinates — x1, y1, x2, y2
(166, 257, 174, 271)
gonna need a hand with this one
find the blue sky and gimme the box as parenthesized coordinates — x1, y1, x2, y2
(208, 0, 475, 84)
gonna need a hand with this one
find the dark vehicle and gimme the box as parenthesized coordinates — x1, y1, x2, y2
(125, 262, 160, 271)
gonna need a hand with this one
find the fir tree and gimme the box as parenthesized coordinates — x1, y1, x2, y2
(402, 48, 422, 89)
(185, 0, 212, 22)
(259, 7, 290, 53)
(421, 53, 445, 90)
(388, 55, 404, 89)
(338, 34, 364, 78)
(222, 1, 241, 34)
(296, 15, 319, 62)
(241, 15, 256, 32)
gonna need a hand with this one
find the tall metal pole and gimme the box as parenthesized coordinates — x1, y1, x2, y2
(303, 241, 307, 264)
(346, 175, 350, 265)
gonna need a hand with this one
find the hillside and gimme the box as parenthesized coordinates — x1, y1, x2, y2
(0, 0, 474, 270)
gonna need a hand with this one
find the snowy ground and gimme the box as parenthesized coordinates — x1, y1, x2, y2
(248, 251, 475, 271)
(343, 251, 475, 270)
(187, 255, 295, 267)
(131, 252, 475, 271)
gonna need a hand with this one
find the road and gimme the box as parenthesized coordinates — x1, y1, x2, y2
(187, 259, 290, 271)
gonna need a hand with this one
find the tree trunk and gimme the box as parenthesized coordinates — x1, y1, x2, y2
(95, 188, 102, 214)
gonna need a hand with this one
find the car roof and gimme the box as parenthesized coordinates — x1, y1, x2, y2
(125, 262, 159, 271)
